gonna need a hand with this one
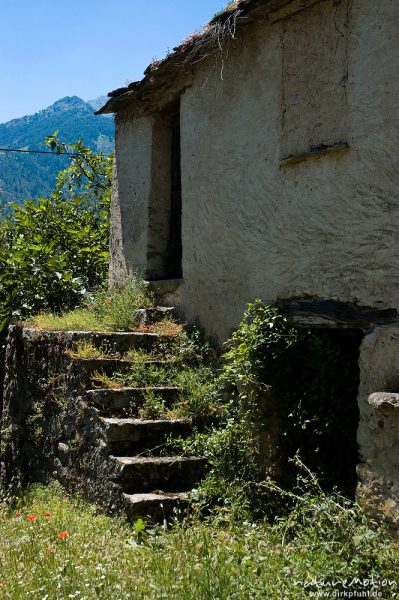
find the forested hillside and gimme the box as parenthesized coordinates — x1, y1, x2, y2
(0, 96, 113, 204)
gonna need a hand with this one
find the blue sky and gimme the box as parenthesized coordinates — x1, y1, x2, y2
(0, 0, 225, 123)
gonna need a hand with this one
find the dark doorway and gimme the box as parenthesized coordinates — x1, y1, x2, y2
(272, 328, 362, 498)
(146, 107, 182, 281)
(166, 112, 182, 278)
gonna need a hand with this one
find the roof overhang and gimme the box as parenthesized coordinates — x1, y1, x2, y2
(96, 0, 300, 115)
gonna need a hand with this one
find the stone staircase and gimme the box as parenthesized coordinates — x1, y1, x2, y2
(69, 310, 207, 524)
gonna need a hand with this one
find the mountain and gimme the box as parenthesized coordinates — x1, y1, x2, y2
(0, 96, 114, 204)
(87, 95, 111, 114)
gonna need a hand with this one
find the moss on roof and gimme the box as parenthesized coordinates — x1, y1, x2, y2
(97, 0, 291, 115)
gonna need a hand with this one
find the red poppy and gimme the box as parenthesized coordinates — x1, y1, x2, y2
(104, 299, 112, 305)
(27, 515, 38, 522)
(43, 512, 51, 518)
(15, 511, 21, 517)
(57, 531, 69, 539)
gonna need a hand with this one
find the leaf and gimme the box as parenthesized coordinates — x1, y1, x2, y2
(133, 518, 146, 534)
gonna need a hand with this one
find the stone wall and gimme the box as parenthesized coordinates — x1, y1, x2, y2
(0, 326, 121, 511)
(357, 325, 399, 528)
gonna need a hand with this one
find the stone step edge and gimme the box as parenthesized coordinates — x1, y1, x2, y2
(122, 492, 189, 522)
(87, 386, 181, 395)
(112, 456, 204, 466)
(74, 358, 172, 365)
(23, 328, 172, 339)
(122, 491, 189, 505)
(101, 417, 190, 426)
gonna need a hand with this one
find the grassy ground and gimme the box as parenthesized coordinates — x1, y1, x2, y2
(0, 484, 398, 600)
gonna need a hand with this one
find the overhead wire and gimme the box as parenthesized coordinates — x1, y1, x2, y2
(0, 147, 78, 156)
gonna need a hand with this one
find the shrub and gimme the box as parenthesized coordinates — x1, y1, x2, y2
(176, 300, 362, 516)
(89, 276, 153, 330)
(0, 135, 112, 331)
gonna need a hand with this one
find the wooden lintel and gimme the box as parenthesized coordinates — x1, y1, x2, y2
(279, 142, 349, 167)
(277, 298, 399, 330)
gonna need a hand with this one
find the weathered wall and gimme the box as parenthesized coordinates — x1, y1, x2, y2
(178, 0, 399, 339)
(357, 325, 399, 527)
(110, 113, 177, 284)
(109, 117, 153, 286)
(109, 0, 399, 340)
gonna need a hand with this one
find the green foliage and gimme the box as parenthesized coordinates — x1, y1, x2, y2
(177, 418, 263, 518)
(176, 300, 362, 516)
(138, 389, 168, 419)
(180, 301, 304, 517)
(0, 483, 397, 599)
(0, 135, 112, 330)
(222, 299, 302, 396)
(173, 367, 223, 420)
(0, 96, 114, 204)
(88, 326, 225, 421)
(88, 276, 153, 331)
(264, 462, 398, 588)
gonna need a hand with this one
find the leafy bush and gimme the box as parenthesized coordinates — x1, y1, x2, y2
(176, 300, 362, 516)
(0, 134, 112, 331)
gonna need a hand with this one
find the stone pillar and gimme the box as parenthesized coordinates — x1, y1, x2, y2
(357, 325, 399, 529)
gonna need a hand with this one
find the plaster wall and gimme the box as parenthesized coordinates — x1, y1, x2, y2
(109, 116, 153, 286)
(175, 0, 399, 339)
(107, 0, 399, 527)
(110, 0, 399, 339)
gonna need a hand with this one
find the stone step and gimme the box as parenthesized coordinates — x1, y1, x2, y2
(61, 329, 172, 354)
(87, 386, 181, 415)
(122, 491, 189, 523)
(135, 306, 177, 327)
(112, 455, 207, 493)
(102, 418, 192, 454)
(74, 357, 170, 379)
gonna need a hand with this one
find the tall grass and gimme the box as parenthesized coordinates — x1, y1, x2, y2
(0, 483, 398, 599)
(27, 275, 153, 332)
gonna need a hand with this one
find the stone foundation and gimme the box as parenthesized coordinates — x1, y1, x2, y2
(0, 326, 122, 511)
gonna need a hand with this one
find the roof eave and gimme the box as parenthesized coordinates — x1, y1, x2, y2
(96, 0, 295, 115)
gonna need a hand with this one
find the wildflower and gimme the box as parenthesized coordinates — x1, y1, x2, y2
(15, 512, 21, 517)
(46, 546, 53, 553)
(104, 299, 112, 305)
(43, 512, 51, 518)
(86, 303, 94, 309)
(27, 515, 38, 522)
(57, 531, 69, 539)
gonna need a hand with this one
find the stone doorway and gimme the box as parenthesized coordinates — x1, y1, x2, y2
(273, 327, 363, 498)
(146, 106, 182, 281)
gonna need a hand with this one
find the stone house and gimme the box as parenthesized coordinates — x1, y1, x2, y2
(98, 0, 399, 525)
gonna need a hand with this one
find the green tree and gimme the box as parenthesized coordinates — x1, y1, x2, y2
(0, 133, 112, 331)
